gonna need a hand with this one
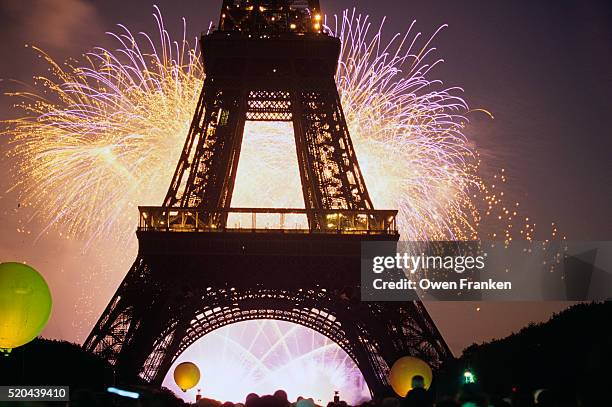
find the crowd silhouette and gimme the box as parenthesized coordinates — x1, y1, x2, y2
(194, 383, 578, 407)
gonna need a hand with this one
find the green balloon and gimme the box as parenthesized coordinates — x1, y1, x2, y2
(0, 262, 52, 352)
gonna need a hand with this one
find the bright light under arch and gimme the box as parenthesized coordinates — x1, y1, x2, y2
(162, 320, 371, 405)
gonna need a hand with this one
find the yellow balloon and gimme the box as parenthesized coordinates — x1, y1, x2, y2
(173, 361, 200, 392)
(389, 356, 433, 397)
(0, 262, 52, 352)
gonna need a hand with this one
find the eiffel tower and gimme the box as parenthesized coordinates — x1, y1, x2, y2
(84, 0, 451, 397)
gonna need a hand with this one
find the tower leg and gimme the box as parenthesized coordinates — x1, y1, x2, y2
(292, 79, 373, 211)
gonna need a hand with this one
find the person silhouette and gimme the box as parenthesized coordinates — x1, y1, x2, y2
(274, 390, 290, 407)
(402, 375, 433, 407)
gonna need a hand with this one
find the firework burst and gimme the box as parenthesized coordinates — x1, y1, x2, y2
(162, 320, 370, 404)
(3, 7, 531, 245)
(3, 8, 204, 244)
(331, 11, 479, 240)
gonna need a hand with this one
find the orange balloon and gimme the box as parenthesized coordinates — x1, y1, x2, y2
(389, 356, 432, 397)
(173, 361, 200, 392)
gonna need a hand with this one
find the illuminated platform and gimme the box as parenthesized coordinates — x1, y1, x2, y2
(138, 206, 398, 235)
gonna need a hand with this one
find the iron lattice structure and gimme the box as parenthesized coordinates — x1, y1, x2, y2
(84, 0, 452, 397)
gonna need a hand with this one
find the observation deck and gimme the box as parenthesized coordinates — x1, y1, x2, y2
(138, 207, 398, 235)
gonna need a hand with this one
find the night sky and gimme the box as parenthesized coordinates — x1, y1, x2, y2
(1, 0, 611, 354)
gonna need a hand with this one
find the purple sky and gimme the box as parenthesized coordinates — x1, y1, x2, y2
(0, 0, 610, 354)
